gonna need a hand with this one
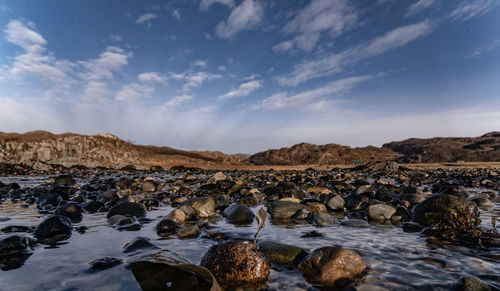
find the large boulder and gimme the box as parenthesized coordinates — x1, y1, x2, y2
(34, 215, 72, 245)
(269, 201, 311, 219)
(106, 202, 147, 219)
(298, 247, 366, 287)
(201, 240, 270, 287)
(223, 204, 255, 224)
(189, 197, 215, 218)
(258, 241, 308, 266)
(55, 202, 83, 223)
(367, 204, 396, 222)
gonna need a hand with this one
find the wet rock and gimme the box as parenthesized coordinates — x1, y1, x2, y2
(1, 225, 35, 233)
(106, 202, 147, 219)
(301, 230, 324, 238)
(34, 215, 72, 245)
(189, 197, 215, 218)
(472, 198, 494, 208)
(166, 209, 186, 224)
(461, 276, 491, 291)
(311, 212, 335, 226)
(413, 194, 481, 244)
(89, 257, 123, 272)
(367, 204, 396, 222)
(178, 225, 199, 239)
(108, 215, 127, 225)
(258, 241, 308, 265)
(141, 181, 157, 192)
(402, 222, 423, 233)
(117, 222, 141, 231)
(306, 202, 327, 213)
(326, 195, 345, 211)
(55, 202, 83, 223)
(99, 190, 119, 202)
(53, 174, 76, 186)
(123, 237, 159, 254)
(400, 193, 425, 205)
(292, 208, 310, 220)
(131, 251, 222, 291)
(345, 194, 370, 211)
(37, 192, 62, 208)
(223, 204, 255, 224)
(341, 219, 369, 228)
(298, 247, 366, 287)
(81, 201, 105, 213)
(177, 205, 197, 220)
(269, 201, 311, 219)
(0, 235, 35, 271)
(201, 240, 270, 287)
(155, 218, 179, 237)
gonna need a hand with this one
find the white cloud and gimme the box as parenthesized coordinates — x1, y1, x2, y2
(277, 19, 435, 86)
(405, 0, 437, 17)
(164, 94, 193, 108)
(136, 13, 158, 24)
(192, 60, 207, 68)
(244, 73, 260, 81)
(256, 76, 370, 111)
(171, 9, 181, 20)
(108, 34, 123, 42)
(115, 83, 153, 101)
(215, 0, 263, 39)
(450, 0, 497, 21)
(170, 71, 222, 91)
(79, 46, 131, 81)
(218, 65, 227, 71)
(466, 39, 500, 58)
(200, 0, 234, 11)
(274, 0, 357, 53)
(138, 72, 167, 84)
(218, 80, 262, 100)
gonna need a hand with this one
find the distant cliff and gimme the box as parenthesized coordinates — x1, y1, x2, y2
(0, 131, 244, 170)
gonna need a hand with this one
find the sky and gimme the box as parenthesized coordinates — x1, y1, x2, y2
(0, 0, 500, 154)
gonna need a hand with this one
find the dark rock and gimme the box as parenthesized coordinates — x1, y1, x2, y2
(269, 201, 311, 219)
(301, 230, 324, 238)
(0, 235, 34, 271)
(345, 194, 370, 211)
(223, 204, 255, 224)
(54, 174, 76, 186)
(326, 195, 345, 211)
(117, 222, 142, 231)
(472, 198, 494, 208)
(81, 201, 105, 213)
(37, 192, 62, 208)
(89, 257, 123, 272)
(298, 247, 366, 287)
(106, 202, 147, 218)
(55, 202, 83, 223)
(258, 241, 308, 265)
(177, 225, 199, 239)
(155, 219, 179, 237)
(461, 276, 491, 291)
(34, 215, 72, 245)
(201, 240, 270, 287)
(311, 212, 335, 226)
(123, 237, 159, 254)
(403, 222, 423, 233)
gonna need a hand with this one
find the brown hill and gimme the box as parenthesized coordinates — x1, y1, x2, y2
(382, 132, 500, 163)
(248, 142, 401, 165)
(0, 130, 245, 170)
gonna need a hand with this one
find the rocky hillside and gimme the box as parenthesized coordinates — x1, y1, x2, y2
(249, 142, 401, 165)
(382, 132, 500, 163)
(0, 131, 245, 170)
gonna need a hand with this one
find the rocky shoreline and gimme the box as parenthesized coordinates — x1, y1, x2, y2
(0, 165, 499, 290)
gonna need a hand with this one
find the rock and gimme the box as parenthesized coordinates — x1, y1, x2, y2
(223, 204, 255, 224)
(178, 225, 199, 239)
(123, 237, 159, 254)
(472, 198, 494, 208)
(311, 212, 335, 226)
(269, 201, 311, 219)
(117, 222, 141, 231)
(306, 186, 332, 195)
(0, 235, 35, 271)
(367, 204, 396, 222)
(402, 222, 422, 233)
(37, 192, 62, 208)
(201, 240, 270, 287)
(298, 247, 366, 287)
(341, 219, 369, 228)
(55, 202, 83, 223)
(177, 205, 197, 220)
(461, 276, 491, 291)
(306, 202, 327, 213)
(301, 230, 325, 238)
(34, 215, 72, 245)
(108, 215, 128, 225)
(354, 185, 372, 195)
(400, 193, 425, 205)
(345, 194, 370, 211)
(106, 202, 147, 218)
(326, 195, 345, 211)
(166, 209, 186, 224)
(54, 174, 76, 186)
(100, 190, 119, 202)
(89, 257, 123, 272)
(413, 194, 481, 244)
(81, 201, 105, 213)
(207, 172, 227, 184)
(189, 197, 215, 218)
(280, 197, 301, 203)
(155, 219, 179, 237)
(141, 181, 157, 192)
(131, 251, 222, 291)
(258, 241, 308, 265)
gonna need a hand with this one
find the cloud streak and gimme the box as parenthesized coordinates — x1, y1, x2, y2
(218, 80, 262, 100)
(216, 0, 263, 39)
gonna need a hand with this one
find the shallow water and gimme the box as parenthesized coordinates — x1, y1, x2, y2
(0, 176, 499, 290)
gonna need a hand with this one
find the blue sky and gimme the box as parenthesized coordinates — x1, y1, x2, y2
(0, 0, 499, 153)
